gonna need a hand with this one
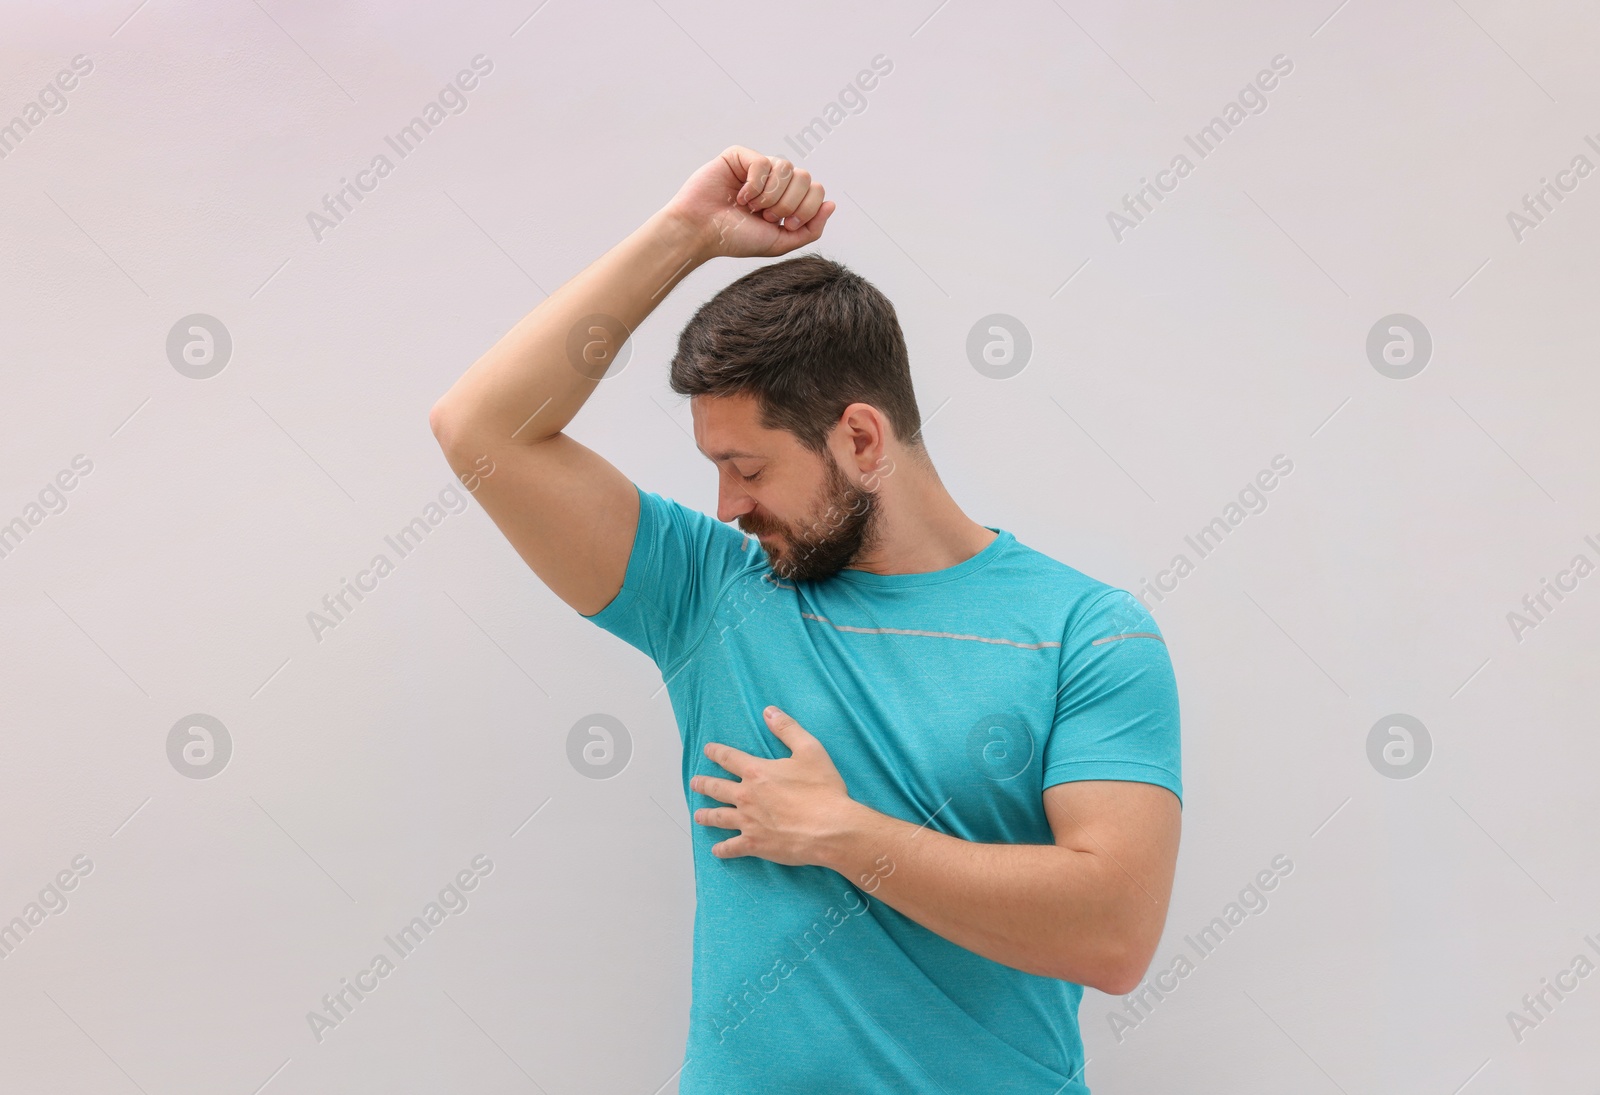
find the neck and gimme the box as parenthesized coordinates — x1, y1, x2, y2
(846, 458, 997, 576)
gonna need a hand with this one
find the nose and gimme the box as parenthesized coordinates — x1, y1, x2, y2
(716, 474, 756, 525)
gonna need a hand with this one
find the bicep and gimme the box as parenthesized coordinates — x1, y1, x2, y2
(440, 409, 762, 669)
(1044, 780, 1181, 965)
(445, 430, 640, 617)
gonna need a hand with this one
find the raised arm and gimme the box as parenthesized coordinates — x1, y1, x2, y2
(428, 146, 835, 615)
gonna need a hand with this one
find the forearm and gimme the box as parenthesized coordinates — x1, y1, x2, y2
(431, 207, 709, 452)
(818, 803, 1134, 990)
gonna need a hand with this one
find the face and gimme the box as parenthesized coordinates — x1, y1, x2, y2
(692, 393, 881, 582)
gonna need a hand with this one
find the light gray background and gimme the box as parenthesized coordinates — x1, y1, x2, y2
(3, 1, 1597, 1092)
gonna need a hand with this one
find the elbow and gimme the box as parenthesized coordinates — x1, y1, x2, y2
(429, 400, 482, 478)
(1051, 933, 1150, 996)
(428, 398, 454, 446)
(1098, 964, 1144, 998)
(429, 397, 473, 462)
(1094, 935, 1158, 997)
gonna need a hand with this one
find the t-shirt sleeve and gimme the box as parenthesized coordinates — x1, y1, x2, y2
(578, 481, 757, 675)
(1042, 588, 1183, 805)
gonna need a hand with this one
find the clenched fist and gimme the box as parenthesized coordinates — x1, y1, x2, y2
(662, 145, 836, 260)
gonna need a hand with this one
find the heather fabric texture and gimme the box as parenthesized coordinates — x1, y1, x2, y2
(581, 483, 1182, 1094)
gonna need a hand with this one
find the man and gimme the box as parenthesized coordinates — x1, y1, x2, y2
(430, 146, 1182, 1093)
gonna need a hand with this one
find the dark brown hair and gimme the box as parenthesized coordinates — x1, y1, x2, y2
(669, 254, 925, 461)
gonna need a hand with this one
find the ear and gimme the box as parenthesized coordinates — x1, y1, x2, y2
(838, 402, 888, 476)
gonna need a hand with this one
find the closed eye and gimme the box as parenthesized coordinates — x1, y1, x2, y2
(741, 470, 763, 483)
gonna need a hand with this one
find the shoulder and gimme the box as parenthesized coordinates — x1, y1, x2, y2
(997, 533, 1161, 648)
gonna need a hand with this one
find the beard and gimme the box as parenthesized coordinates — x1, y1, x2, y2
(739, 455, 880, 583)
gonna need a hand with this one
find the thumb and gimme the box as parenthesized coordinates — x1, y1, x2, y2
(761, 705, 811, 748)
(766, 201, 835, 256)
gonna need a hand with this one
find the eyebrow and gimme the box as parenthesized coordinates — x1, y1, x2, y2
(698, 447, 764, 462)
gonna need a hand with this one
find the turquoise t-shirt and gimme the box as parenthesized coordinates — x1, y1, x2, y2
(582, 483, 1182, 1094)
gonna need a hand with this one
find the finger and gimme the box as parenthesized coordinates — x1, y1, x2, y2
(769, 201, 835, 252)
(760, 705, 813, 749)
(783, 183, 826, 230)
(712, 836, 751, 859)
(763, 169, 812, 221)
(739, 160, 771, 208)
(749, 157, 793, 212)
(704, 740, 761, 779)
(693, 806, 741, 830)
(690, 773, 742, 804)
(721, 146, 766, 205)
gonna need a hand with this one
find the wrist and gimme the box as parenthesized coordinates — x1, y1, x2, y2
(646, 205, 716, 268)
(814, 797, 887, 876)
